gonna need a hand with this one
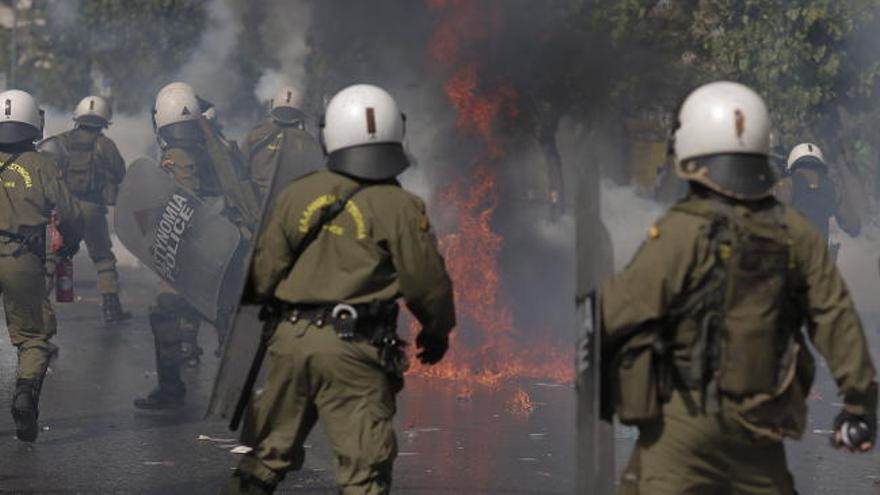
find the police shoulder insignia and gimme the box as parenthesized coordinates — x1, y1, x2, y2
(648, 225, 660, 239)
(419, 214, 431, 232)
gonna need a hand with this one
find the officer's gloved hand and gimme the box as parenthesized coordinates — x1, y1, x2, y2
(56, 243, 79, 259)
(832, 409, 876, 453)
(416, 331, 449, 365)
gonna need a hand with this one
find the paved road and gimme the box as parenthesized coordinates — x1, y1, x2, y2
(0, 257, 878, 493)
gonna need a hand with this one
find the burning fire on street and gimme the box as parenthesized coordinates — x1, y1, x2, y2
(405, 0, 574, 412)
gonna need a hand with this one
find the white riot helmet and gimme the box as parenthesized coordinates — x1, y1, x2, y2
(321, 84, 408, 180)
(672, 81, 775, 200)
(153, 82, 202, 141)
(270, 85, 306, 125)
(156, 81, 195, 101)
(786, 142, 825, 172)
(74, 95, 111, 128)
(0, 89, 44, 144)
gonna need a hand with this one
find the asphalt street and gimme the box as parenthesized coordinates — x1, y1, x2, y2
(0, 254, 877, 493)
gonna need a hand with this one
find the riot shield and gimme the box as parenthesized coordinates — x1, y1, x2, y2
(206, 131, 323, 424)
(575, 156, 615, 493)
(575, 294, 615, 494)
(267, 130, 323, 200)
(114, 157, 242, 321)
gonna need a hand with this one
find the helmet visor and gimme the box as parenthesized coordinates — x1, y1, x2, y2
(680, 153, 776, 200)
(0, 122, 41, 144)
(75, 115, 109, 128)
(270, 106, 307, 126)
(327, 143, 410, 180)
(158, 121, 203, 144)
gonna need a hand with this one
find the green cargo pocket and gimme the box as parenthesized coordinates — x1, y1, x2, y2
(613, 338, 662, 426)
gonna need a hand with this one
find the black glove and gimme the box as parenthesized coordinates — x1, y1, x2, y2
(832, 409, 876, 451)
(416, 332, 448, 365)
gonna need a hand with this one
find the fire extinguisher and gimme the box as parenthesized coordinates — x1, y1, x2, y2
(48, 213, 74, 303)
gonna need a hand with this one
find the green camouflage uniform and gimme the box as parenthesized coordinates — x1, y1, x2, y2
(226, 170, 455, 495)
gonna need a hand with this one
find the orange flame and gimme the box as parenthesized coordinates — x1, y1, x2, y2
(408, 0, 574, 390)
(508, 388, 535, 416)
(444, 64, 518, 159)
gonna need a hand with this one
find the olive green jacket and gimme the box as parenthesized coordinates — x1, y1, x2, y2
(251, 170, 456, 338)
(160, 145, 224, 198)
(57, 127, 127, 198)
(0, 150, 83, 254)
(244, 120, 321, 197)
(602, 195, 877, 418)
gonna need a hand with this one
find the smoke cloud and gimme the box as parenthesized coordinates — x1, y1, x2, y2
(174, 0, 243, 114)
(252, 0, 312, 105)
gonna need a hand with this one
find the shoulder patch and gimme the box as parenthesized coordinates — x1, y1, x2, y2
(648, 225, 660, 239)
(419, 213, 431, 232)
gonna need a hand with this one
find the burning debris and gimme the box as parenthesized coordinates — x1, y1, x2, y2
(508, 388, 535, 416)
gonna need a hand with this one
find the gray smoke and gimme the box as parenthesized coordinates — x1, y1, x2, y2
(252, 0, 312, 105)
(174, 0, 242, 112)
(834, 221, 880, 316)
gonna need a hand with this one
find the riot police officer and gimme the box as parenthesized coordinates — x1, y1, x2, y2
(601, 82, 876, 494)
(776, 142, 861, 254)
(223, 84, 456, 494)
(0, 89, 83, 441)
(52, 95, 130, 322)
(244, 85, 321, 199)
(134, 83, 231, 407)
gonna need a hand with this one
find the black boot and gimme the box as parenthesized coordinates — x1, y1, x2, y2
(11, 379, 39, 442)
(133, 387, 185, 410)
(102, 294, 132, 323)
(134, 363, 185, 410)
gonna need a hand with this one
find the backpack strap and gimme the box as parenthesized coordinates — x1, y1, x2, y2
(0, 151, 22, 177)
(668, 198, 738, 413)
(248, 129, 283, 162)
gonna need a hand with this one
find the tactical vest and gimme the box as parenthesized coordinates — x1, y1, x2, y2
(62, 129, 104, 199)
(669, 199, 803, 410)
(790, 167, 836, 238)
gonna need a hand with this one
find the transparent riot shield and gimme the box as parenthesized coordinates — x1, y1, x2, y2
(114, 157, 242, 322)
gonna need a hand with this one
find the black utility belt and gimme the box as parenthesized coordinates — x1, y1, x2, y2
(287, 303, 383, 341)
(0, 227, 44, 243)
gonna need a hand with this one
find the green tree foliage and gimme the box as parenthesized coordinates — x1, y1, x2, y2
(1, 0, 207, 112)
(593, 0, 880, 152)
